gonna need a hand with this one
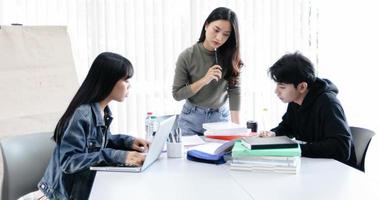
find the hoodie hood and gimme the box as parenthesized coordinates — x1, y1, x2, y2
(300, 78, 339, 110)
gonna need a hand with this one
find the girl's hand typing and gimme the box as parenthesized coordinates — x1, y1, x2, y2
(132, 138, 150, 152)
(125, 151, 146, 167)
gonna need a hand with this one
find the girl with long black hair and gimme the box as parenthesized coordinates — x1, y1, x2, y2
(37, 52, 149, 199)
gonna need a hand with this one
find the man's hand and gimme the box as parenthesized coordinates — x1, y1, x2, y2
(259, 131, 276, 137)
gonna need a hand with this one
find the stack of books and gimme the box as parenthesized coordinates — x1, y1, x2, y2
(230, 136, 301, 174)
(202, 122, 253, 140)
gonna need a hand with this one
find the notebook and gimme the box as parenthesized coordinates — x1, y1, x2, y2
(241, 136, 299, 150)
(202, 121, 251, 140)
(90, 115, 176, 172)
(232, 141, 301, 157)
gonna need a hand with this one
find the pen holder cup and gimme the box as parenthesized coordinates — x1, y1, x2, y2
(167, 142, 183, 158)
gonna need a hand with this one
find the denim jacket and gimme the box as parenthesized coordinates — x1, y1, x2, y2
(38, 103, 135, 200)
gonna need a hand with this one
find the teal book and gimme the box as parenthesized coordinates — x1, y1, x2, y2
(232, 141, 301, 157)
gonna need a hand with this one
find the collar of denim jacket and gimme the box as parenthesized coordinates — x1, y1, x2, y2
(92, 102, 113, 127)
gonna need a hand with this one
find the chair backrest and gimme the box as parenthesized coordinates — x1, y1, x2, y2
(350, 126, 375, 172)
(0, 132, 55, 200)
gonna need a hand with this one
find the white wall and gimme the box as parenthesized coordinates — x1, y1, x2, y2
(318, 0, 379, 179)
(0, 0, 317, 137)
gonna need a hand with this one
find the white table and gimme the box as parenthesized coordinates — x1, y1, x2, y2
(89, 155, 379, 200)
(230, 158, 379, 200)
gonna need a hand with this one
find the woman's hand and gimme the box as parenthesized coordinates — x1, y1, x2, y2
(190, 65, 222, 94)
(201, 65, 222, 85)
(259, 131, 276, 137)
(124, 151, 146, 166)
(132, 138, 150, 152)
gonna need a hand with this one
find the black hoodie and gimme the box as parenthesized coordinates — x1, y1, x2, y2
(272, 78, 357, 166)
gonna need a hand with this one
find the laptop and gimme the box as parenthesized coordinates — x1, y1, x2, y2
(90, 115, 177, 172)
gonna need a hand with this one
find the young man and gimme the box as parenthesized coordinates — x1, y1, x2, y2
(261, 52, 356, 167)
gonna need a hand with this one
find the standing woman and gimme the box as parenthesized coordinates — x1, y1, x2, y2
(172, 7, 243, 135)
(37, 52, 149, 199)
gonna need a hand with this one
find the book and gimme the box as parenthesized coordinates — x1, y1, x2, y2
(202, 122, 250, 135)
(232, 156, 300, 167)
(204, 129, 251, 135)
(241, 136, 299, 150)
(230, 141, 301, 174)
(232, 141, 301, 157)
(202, 122, 252, 140)
(186, 140, 235, 164)
(181, 135, 205, 146)
(229, 161, 301, 174)
(232, 155, 299, 161)
(187, 140, 235, 155)
(204, 131, 252, 141)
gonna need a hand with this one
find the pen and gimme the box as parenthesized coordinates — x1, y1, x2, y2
(168, 132, 174, 143)
(214, 48, 218, 64)
(175, 128, 179, 143)
(176, 128, 181, 143)
(174, 131, 178, 143)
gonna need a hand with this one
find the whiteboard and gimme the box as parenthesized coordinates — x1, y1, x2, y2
(0, 26, 78, 138)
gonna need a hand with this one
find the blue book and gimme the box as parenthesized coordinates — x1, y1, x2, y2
(186, 140, 235, 164)
(187, 150, 226, 164)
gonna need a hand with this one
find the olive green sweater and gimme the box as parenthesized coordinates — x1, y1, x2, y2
(172, 42, 241, 110)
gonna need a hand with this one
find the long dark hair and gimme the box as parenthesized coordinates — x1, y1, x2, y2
(53, 52, 134, 143)
(198, 7, 243, 83)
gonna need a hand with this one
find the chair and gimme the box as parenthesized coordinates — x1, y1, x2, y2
(0, 132, 55, 200)
(350, 126, 375, 172)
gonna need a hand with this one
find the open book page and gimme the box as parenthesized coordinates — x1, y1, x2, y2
(187, 140, 235, 155)
(182, 135, 205, 146)
(188, 143, 223, 155)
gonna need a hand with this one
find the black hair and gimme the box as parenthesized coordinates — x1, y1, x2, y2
(198, 7, 243, 85)
(269, 52, 316, 87)
(53, 52, 134, 143)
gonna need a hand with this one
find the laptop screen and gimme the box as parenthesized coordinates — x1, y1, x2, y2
(141, 115, 176, 170)
(90, 115, 177, 172)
